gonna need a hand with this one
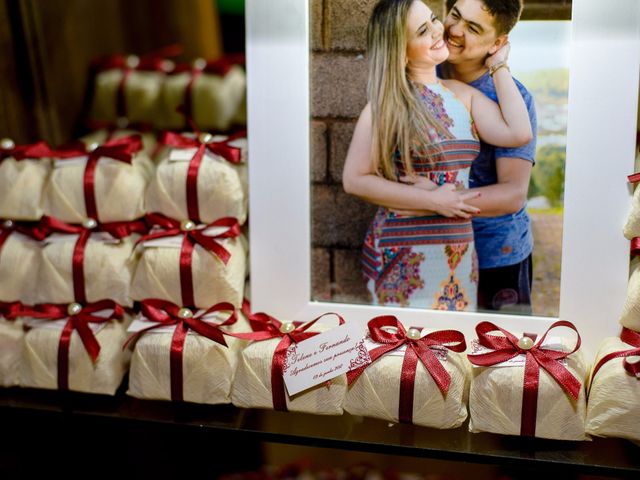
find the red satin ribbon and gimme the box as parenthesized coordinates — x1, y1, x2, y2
(41, 216, 147, 304)
(0, 141, 52, 161)
(228, 312, 345, 411)
(0, 301, 23, 320)
(141, 213, 241, 308)
(346, 315, 466, 424)
(467, 321, 582, 437)
(53, 135, 143, 222)
(159, 131, 244, 223)
(126, 299, 236, 401)
(628, 172, 640, 184)
(590, 328, 640, 387)
(631, 237, 640, 257)
(28, 300, 123, 390)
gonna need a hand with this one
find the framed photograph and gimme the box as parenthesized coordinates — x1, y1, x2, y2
(246, 0, 640, 357)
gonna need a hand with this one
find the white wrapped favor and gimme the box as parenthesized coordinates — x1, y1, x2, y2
(38, 233, 137, 307)
(131, 226, 246, 308)
(90, 66, 165, 126)
(468, 322, 588, 440)
(344, 320, 469, 429)
(127, 303, 248, 404)
(145, 135, 247, 224)
(231, 316, 346, 414)
(0, 140, 51, 221)
(44, 136, 153, 223)
(586, 335, 640, 442)
(619, 257, 640, 332)
(0, 316, 24, 387)
(160, 64, 246, 131)
(20, 313, 131, 394)
(0, 231, 42, 305)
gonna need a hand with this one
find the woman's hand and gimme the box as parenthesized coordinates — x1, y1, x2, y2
(429, 183, 481, 218)
(399, 175, 438, 191)
(485, 41, 510, 68)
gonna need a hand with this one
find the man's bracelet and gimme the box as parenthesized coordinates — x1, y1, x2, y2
(489, 61, 509, 77)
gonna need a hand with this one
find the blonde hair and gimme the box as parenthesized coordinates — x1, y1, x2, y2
(367, 0, 451, 180)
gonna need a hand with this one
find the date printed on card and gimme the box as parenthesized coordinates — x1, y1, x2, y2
(282, 322, 370, 396)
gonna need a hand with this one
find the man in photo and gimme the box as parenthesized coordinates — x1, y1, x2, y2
(439, 0, 537, 314)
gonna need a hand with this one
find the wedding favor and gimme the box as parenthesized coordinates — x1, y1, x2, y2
(89, 53, 174, 127)
(0, 302, 24, 387)
(586, 329, 640, 442)
(0, 139, 52, 220)
(19, 301, 130, 394)
(619, 257, 640, 332)
(467, 321, 588, 440)
(344, 316, 469, 429)
(44, 134, 153, 224)
(231, 312, 347, 414)
(131, 215, 246, 308)
(37, 217, 145, 307)
(0, 222, 45, 304)
(159, 58, 246, 131)
(145, 131, 248, 224)
(127, 300, 244, 404)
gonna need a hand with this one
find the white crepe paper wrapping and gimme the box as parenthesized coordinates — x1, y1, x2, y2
(585, 337, 640, 442)
(145, 138, 248, 224)
(344, 343, 470, 428)
(90, 69, 164, 125)
(131, 235, 247, 308)
(0, 232, 42, 304)
(624, 183, 640, 239)
(160, 65, 246, 131)
(38, 234, 137, 307)
(0, 317, 24, 386)
(81, 129, 158, 158)
(19, 316, 131, 394)
(231, 322, 347, 414)
(469, 338, 588, 440)
(44, 149, 154, 224)
(620, 258, 640, 331)
(127, 312, 250, 404)
(0, 157, 50, 221)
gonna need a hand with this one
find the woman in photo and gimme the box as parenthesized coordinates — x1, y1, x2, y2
(342, 0, 531, 310)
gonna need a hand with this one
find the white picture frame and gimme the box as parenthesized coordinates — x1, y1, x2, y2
(246, 0, 640, 357)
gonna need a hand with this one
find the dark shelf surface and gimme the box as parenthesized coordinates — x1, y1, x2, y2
(1, 386, 639, 478)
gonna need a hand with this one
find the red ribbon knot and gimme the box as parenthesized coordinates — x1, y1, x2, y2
(127, 299, 237, 402)
(590, 327, 640, 385)
(346, 315, 466, 424)
(0, 301, 23, 320)
(467, 320, 582, 437)
(26, 300, 123, 390)
(229, 311, 345, 411)
(53, 135, 143, 222)
(141, 213, 241, 308)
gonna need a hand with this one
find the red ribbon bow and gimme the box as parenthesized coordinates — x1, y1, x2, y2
(126, 299, 237, 402)
(140, 213, 241, 308)
(346, 315, 466, 424)
(230, 311, 345, 411)
(26, 300, 123, 390)
(590, 328, 640, 385)
(159, 131, 244, 223)
(467, 320, 582, 437)
(41, 216, 147, 304)
(0, 141, 52, 161)
(53, 135, 143, 222)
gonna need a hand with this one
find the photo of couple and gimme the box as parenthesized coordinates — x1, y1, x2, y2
(310, 0, 570, 317)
